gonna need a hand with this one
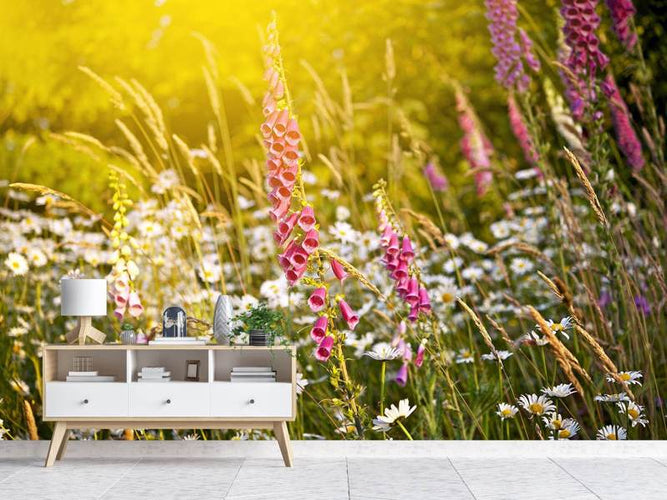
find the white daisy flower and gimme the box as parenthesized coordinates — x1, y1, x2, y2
(329, 222, 359, 244)
(462, 266, 484, 281)
(443, 233, 460, 250)
(545, 316, 574, 340)
(364, 342, 402, 361)
(596, 425, 627, 440)
(556, 419, 580, 440)
(617, 401, 649, 428)
(336, 206, 351, 221)
(481, 350, 513, 362)
(510, 257, 534, 275)
(138, 220, 164, 238)
(606, 370, 643, 386)
(541, 383, 577, 398)
(4, 252, 28, 276)
(320, 189, 340, 200)
(490, 220, 512, 240)
(443, 257, 463, 274)
(26, 248, 47, 267)
(518, 394, 556, 417)
(496, 403, 518, 420)
(372, 399, 416, 431)
(198, 262, 221, 283)
(595, 392, 630, 403)
(232, 294, 259, 313)
(455, 348, 475, 364)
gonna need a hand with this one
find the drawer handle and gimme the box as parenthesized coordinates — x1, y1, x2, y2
(165, 399, 172, 404)
(248, 398, 255, 405)
(82, 399, 89, 405)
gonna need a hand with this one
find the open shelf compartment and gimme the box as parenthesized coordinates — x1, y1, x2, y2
(212, 347, 294, 383)
(129, 348, 209, 382)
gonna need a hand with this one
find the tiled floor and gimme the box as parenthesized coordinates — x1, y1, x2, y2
(1, 445, 666, 499)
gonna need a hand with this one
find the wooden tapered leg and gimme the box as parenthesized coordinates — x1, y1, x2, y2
(56, 429, 71, 460)
(273, 421, 293, 467)
(45, 422, 67, 467)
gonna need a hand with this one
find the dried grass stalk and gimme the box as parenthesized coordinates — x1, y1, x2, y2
(564, 148, 608, 227)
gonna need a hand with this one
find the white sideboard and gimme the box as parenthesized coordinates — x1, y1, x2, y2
(42, 345, 296, 467)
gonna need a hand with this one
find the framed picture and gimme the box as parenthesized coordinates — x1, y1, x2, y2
(185, 360, 200, 381)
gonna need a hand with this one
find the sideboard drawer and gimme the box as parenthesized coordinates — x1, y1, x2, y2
(45, 382, 128, 417)
(210, 382, 293, 418)
(129, 383, 209, 417)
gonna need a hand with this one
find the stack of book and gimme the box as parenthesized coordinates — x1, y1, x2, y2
(137, 367, 171, 382)
(148, 336, 208, 345)
(66, 371, 116, 382)
(230, 366, 276, 383)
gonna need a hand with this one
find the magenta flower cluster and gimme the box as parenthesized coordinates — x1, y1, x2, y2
(456, 90, 494, 196)
(602, 74, 644, 171)
(261, 21, 320, 286)
(485, 0, 540, 92)
(508, 94, 541, 174)
(376, 210, 431, 323)
(423, 162, 448, 192)
(561, 0, 609, 76)
(605, 0, 638, 51)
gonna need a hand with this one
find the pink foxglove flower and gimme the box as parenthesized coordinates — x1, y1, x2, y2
(456, 89, 494, 196)
(261, 19, 318, 286)
(395, 362, 408, 387)
(298, 206, 316, 232)
(400, 236, 414, 263)
(128, 291, 144, 318)
(315, 335, 334, 362)
(508, 94, 541, 174)
(423, 162, 448, 192)
(415, 339, 427, 368)
(338, 299, 359, 330)
(485, 0, 530, 92)
(605, 0, 637, 51)
(559, 0, 608, 118)
(310, 316, 328, 343)
(113, 305, 126, 321)
(114, 291, 129, 307)
(518, 28, 541, 72)
(302, 229, 319, 254)
(418, 287, 432, 314)
(602, 75, 644, 171)
(308, 287, 327, 312)
(331, 259, 348, 282)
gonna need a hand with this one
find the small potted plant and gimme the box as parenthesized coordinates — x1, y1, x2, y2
(232, 303, 286, 346)
(120, 322, 136, 344)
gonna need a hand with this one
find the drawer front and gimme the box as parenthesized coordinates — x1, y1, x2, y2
(129, 383, 209, 417)
(45, 382, 128, 417)
(210, 383, 292, 418)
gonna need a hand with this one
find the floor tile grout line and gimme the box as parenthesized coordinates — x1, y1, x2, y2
(222, 457, 245, 500)
(649, 456, 667, 468)
(446, 457, 478, 500)
(547, 457, 602, 499)
(345, 456, 351, 500)
(0, 461, 37, 485)
(97, 456, 143, 499)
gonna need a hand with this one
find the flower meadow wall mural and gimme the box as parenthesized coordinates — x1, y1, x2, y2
(0, 0, 665, 441)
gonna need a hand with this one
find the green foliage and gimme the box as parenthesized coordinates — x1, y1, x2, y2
(232, 303, 287, 345)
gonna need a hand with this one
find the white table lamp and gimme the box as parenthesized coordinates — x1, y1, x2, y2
(61, 279, 107, 345)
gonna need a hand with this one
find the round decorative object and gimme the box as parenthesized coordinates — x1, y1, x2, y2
(120, 328, 136, 345)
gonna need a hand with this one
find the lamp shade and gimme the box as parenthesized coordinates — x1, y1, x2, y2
(61, 279, 108, 317)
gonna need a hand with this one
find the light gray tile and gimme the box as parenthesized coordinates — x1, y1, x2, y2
(101, 457, 241, 499)
(0, 459, 35, 483)
(450, 458, 597, 500)
(347, 458, 473, 500)
(553, 458, 667, 500)
(0, 458, 138, 500)
(226, 458, 348, 500)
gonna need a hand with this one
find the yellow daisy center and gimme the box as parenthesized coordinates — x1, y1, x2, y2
(606, 433, 617, 440)
(552, 419, 562, 429)
(628, 408, 639, 419)
(620, 373, 631, 381)
(441, 292, 454, 303)
(529, 403, 544, 414)
(501, 409, 511, 417)
(559, 429, 570, 438)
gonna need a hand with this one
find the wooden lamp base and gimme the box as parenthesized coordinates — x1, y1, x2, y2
(65, 317, 106, 345)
